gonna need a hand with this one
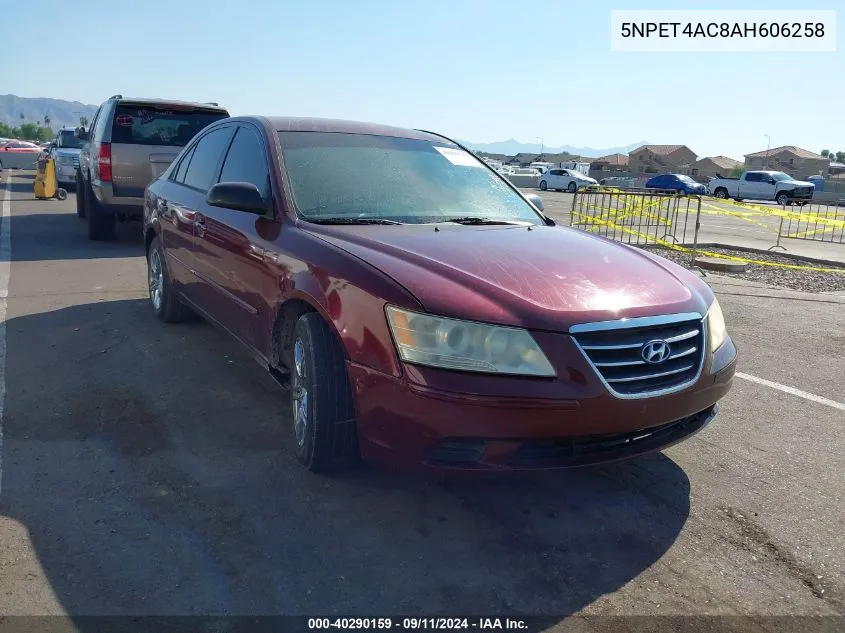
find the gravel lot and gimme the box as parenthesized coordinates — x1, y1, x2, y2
(643, 245, 845, 293)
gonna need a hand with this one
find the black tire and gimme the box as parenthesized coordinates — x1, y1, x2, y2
(85, 183, 116, 240)
(567, 181, 577, 193)
(539, 180, 547, 191)
(289, 312, 359, 473)
(146, 236, 192, 323)
(714, 188, 728, 199)
(56, 188, 67, 201)
(75, 171, 86, 218)
(776, 193, 789, 206)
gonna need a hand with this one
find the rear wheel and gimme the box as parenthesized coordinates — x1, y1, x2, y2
(147, 236, 192, 323)
(75, 171, 86, 217)
(714, 188, 728, 199)
(567, 181, 577, 193)
(290, 312, 359, 473)
(86, 184, 116, 240)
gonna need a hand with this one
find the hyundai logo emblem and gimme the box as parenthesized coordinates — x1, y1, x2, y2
(641, 340, 671, 364)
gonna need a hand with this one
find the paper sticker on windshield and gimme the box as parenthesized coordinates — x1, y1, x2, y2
(115, 114, 133, 126)
(433, 146, 483, 167)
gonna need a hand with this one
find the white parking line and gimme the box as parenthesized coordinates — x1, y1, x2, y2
(0, 172, 11, 496)
(736, 372, 845, 412)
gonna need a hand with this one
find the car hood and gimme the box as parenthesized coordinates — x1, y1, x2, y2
(308, 223, 712, 331)
(781, 179, 814, 187)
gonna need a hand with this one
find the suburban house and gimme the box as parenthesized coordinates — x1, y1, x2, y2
(628, 144, 698, 175)
(743, 146, 830, 178)
(591, 153, 629, 171)
(691, 155, 743, 179)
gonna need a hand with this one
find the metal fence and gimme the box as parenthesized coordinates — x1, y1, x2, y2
(775, 202, 845, 246)
(570, 189, 702, 265)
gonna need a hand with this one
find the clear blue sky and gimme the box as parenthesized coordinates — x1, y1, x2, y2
(1, 0, 840, 158)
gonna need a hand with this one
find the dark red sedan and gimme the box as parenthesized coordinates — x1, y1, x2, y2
(143, 117, 737, 473)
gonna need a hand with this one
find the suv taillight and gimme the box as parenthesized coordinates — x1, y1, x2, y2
(98, 143, 112, 182)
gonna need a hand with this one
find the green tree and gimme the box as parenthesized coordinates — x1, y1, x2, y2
(730, 166, 744, 177)
(19, 112, 25, 122)
(44, 114, 51, 128)
(821, 149, 830, 157)
(18, 123, 40, 140)
(836, 151, 845, 163)
(79, 116, 89, 127)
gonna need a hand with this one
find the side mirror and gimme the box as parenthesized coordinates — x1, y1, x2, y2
(524, 192, 544, 212)
(207, 182, 269, 215)
(75, 127, 88, 141)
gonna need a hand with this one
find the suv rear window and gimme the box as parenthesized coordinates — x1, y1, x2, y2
(110, 105, 228, 147)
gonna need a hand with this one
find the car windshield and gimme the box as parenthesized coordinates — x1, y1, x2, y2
(56, 130, 84, 149)
(770, 172, 792, 181)
(278, 132, 544, 225)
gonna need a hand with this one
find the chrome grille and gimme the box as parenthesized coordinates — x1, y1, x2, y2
(72, 157, 80, 169)
(571, 313, 706, 398)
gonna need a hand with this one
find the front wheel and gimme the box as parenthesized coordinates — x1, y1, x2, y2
(776, 193, 789, 206)
(290, 312, 359, 473)
(567, 181, 577, 193)
(539, 180, 548, 191)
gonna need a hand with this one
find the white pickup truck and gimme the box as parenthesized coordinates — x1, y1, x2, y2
(708, 170, 815, 206)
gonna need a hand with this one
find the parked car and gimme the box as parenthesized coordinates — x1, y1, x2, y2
(75, 94, 229, 239)
(143, 116, 737, 473)
(645, 174, 707, 195)
(0, 140, 42, 170)
(539, 168, 598, 192)
(708, 171, 814, 205)
(49, 126, 85, 187)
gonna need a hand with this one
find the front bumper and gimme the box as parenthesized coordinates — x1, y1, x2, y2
(56, 163, 77, 184)
(348, 337, 737, 471)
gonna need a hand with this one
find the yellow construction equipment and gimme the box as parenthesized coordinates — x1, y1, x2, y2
(33, 155, 68, 201)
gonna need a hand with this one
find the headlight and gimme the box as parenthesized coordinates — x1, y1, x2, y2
(385, 306, 556, 377)
(707, 298, 728, 352)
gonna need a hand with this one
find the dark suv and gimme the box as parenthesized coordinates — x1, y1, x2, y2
(75, 95, 229, 240)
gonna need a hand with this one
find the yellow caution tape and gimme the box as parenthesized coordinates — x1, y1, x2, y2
(570, 211, 845, 274)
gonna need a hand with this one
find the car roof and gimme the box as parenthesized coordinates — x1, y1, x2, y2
(115, 97, 228, 112)
(265, 116, 448, 143)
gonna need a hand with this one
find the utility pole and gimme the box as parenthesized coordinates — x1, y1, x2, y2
(536, 137, 543, 155)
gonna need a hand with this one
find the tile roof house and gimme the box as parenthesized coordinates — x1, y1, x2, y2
(691, 155, 743, 179)
(628, 144, 698, 175)
(591, 153, 629, 170)
(744, 145, 830, 177)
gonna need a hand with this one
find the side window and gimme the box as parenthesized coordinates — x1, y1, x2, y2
(745, 173, 760, 182)
(218, 127, 270, 200)
(92, 104, 111, 141)
(87, 106, 101, 136)
(182, 127, 234, 192)
(172, 145, 197, 184)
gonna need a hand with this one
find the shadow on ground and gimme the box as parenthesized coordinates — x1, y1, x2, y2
(9, 211, 143, 261)
(0, 299, 691, 620)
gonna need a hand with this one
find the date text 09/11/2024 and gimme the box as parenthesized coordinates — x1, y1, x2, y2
(307, 618, 529, 630)
(620, 22, 826, 38)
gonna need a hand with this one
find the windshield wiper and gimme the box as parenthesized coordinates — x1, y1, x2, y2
(440, 217, 530, 226)
(307, 217, 404, 225)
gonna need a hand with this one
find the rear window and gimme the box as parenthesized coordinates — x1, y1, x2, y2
(110, 105, 228, 147)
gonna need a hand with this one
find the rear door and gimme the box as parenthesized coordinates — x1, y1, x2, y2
(109, 103, 229, 198)
(191, 124, 278, 350)
(157, 124, 236, 309)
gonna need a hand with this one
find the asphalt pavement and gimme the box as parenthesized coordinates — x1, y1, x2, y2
(0, 171, 843, 627)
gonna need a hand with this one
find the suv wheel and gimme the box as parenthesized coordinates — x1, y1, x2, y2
(85, 184, 116, 240)
(290, 312, 359, 473)
(75, 172, 86, 218)
(147, 236, 192, 322)
(776, 192, 790, 206)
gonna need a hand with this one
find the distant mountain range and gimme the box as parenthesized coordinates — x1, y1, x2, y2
(0, 94, 98, 130)
(458, 138, 649, 158)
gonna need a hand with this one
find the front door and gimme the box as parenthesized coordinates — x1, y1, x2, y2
(190, 124, 279, 350)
